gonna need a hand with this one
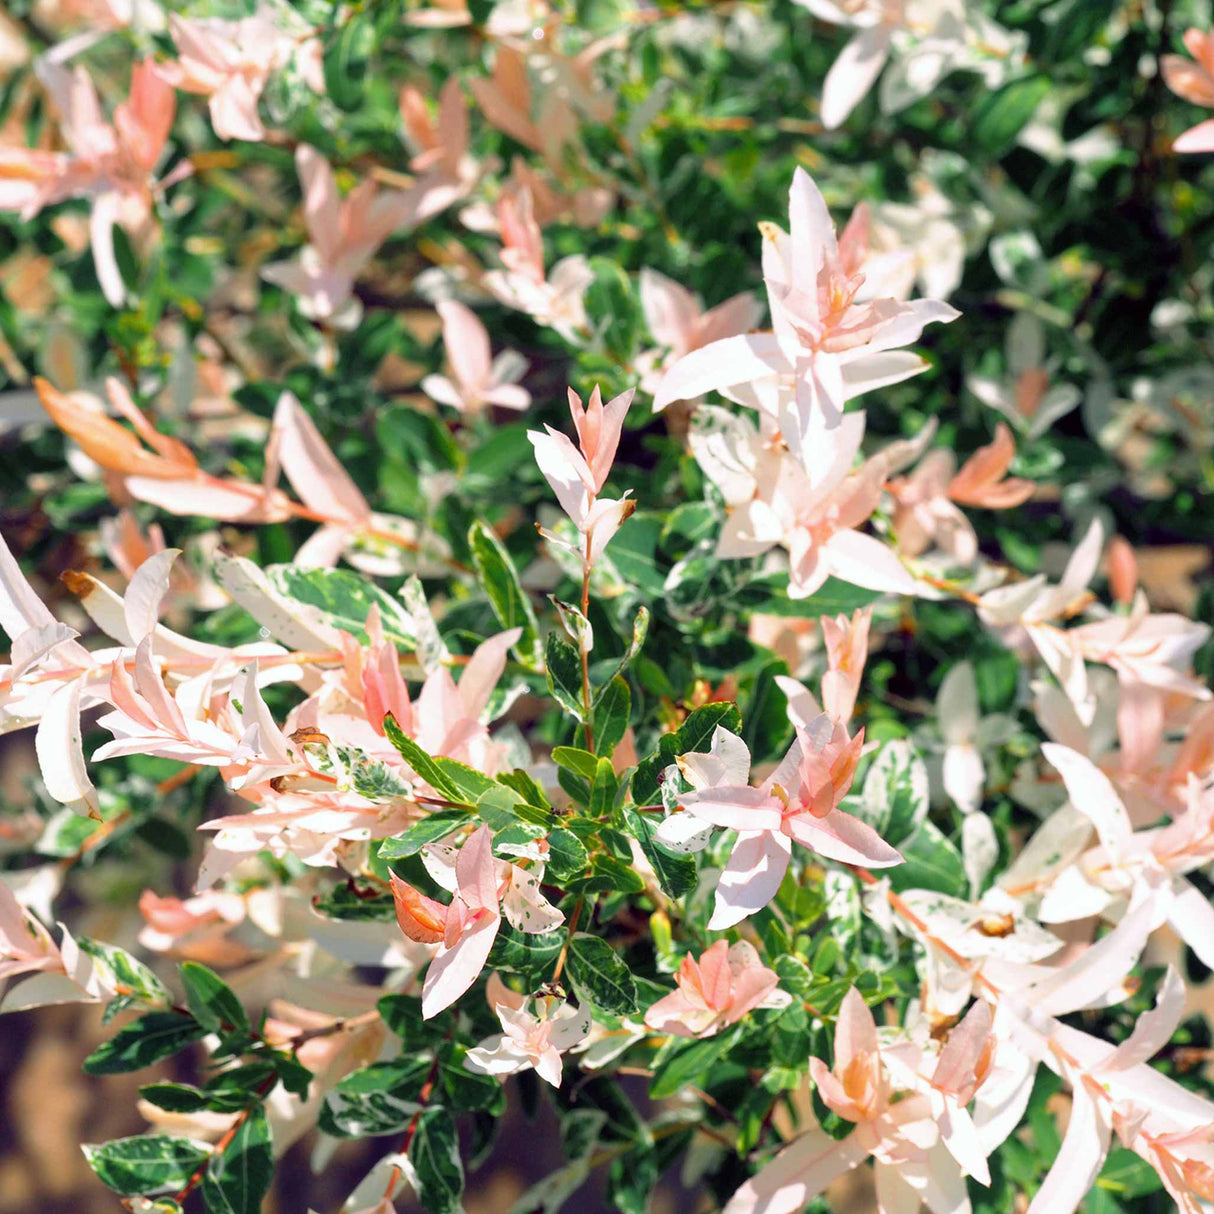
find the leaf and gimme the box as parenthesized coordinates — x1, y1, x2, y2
(608, 1135, 658, 1214)
(571, 852, 646, 895)
(857, 739, 929, 845)
(432, 757, 498, 800)
(736, 574, 881, 619)
(202, 1062, 277, 1114)
(377, 995, 452, 1047)
(379, 808, 469, 859)
(971, 76, 1051, 155)
(199, 1104, 273, 1214)
(610, 606, 650, 681)
(75, 938, 170, 1008)
(600, 514, 666, 596)
(214, 555, 345, 650)
(441, 1054, 506, 1114)
(630, 702, 742, 806)
(594, 676, 631, 757)
(408, 1107, 464, 1214)
(649, 1031, 735, 1100)
(138, 1083, 209, 1114)
(84, 1012, 207, 1075)
(319, 1059, 432, 1138)
(265, 564, 416, 649)
(564, 933, 638, 1015)
(313, 882, 397, 921)
(552, 596, 594, 655)
(180, 962, 249, 1036)
(588, 757, 617, 817)
(382, 715, 463, 801)
(545, 827, 589, 884)
(324, 13, 374, 110)
(487, 927, 565, 982)
(546, 631, 587, 720)
(469, 520, 542, 668)
(552, 746, 599, 779)
(475, 785, 524, 831)
(887, 821, 967, 897)
(622, 804, 697, 899)
(84, 1134, 210, 1197)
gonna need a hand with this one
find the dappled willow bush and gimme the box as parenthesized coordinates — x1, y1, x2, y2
(4, 1, 1214, 1212)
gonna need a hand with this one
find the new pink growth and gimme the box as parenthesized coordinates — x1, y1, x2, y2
(663, 721, 900, 929)
(0, 60, 176, 306)
(810, 986, 892, 1123)
(820, 606, 872, 723)
(644, 940, 791, 1039)
(1163, 29, 1214, 152)
(529, 384, 636, 568)
(422, 300, 531, 415)
(157, 11, 293, 142)
(261, 146, 420, 326)
(390, 824, 562, 1018)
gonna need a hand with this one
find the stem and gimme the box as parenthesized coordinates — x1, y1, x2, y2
(551, 895, 585, 985)
(292, 1008, 382, 1046)
(580, 536, 595, 752)
(174, 1073, 276, 1204)
(382, 1049, 443, 1200)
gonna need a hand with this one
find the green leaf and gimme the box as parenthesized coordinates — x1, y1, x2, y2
(545, 827, 589, 884)
(265, 564, 415, 649)
(475, 785, 523, 831)
(323, 13, 374, 110)
(180, 962, 249, 1036)
(589, 757, 618, 817)
(319, 1059, 432, 1138)
(552, 746, 599, 779)
(75, 938, 170, 1009)
(887, 821, 966, 896)
(408, 1107, 465, 1214)
(377, 995, 452, 1047)
(608, 1135, 658, 1214)
(313, 882, 397, 922)
(378, 405, 462, 474)
(1095, 1146, 1164, 1198)
(857, 739, 929, 845)
(138, 1083, 209, 1114)
(610, 606, 649, 681)
(971, 76, 1052, 154)
(583, 257, 642, 363)
(432, 757, 498, 801)
(630, 702, 742, 806)
(737, 574, 882, 619)
(379, 808, 469, 859)
(564, 934, 638, 1015)
(202, 1063, 277, 1114)
(622, 805, 697, 899)
(487, 927, 565, 982)
(649, 1030, 735, 1099)
(199, 1104, 273, 1214)
(84, 1135, 210, 1197)
(382, 715, 462, 801)
(84, 1012, 207, 1075)
(593, 676, 631, 757)
(441, 1054, 506, 1114)
(571, 852, 646, 895)
(546, 631, 586, 720)
(469, 520, 542, 668)
(600, 514, 665, 596)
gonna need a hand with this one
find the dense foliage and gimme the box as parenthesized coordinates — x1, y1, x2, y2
(4, 1, 1214, 1212)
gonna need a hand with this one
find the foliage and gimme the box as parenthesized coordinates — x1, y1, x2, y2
(2, 2, 1214, 1213)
